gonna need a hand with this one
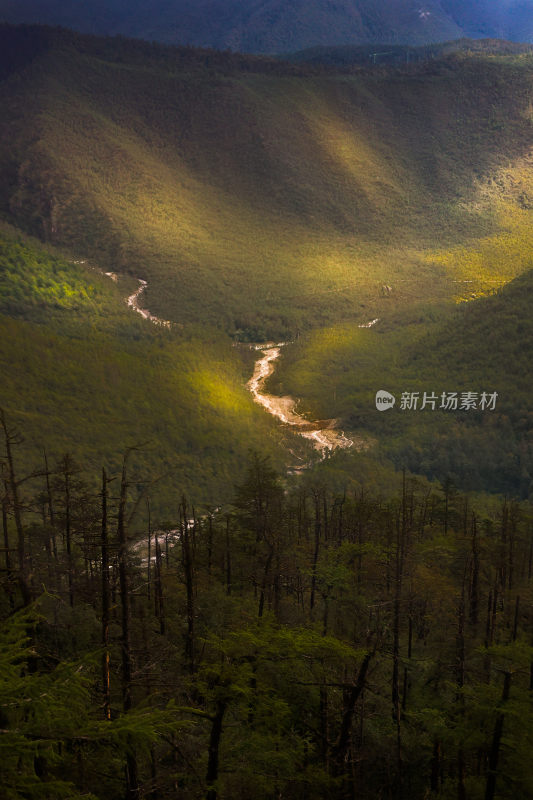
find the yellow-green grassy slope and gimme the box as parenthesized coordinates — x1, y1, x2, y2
(3, 28, 533, 501)
(2, 29, 533, 339)
(0, 224, 292, 508)
(272, 266, 533, 496)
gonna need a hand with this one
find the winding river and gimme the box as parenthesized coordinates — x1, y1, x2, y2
(247, 343, 354, 453)
(106, 273, 172, 327)
(108, 273, 373, 456)
(247, 319, 378, 454)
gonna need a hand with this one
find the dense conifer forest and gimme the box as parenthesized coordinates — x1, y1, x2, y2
(2, 428, 533, 799)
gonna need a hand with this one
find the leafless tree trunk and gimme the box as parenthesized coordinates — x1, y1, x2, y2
(470, 513, 479, 627)
(181, 497, 195, 673)
(155, 531, 165, 635)
(430, 739, 441, 794)
(206, 699, 227, 800)
(101, 467, 111, 721)
(392, 471, 409, 797)
(484, 672, 511, 800)
(310, 491, 321, 613)
(2, 478, 14, 609)
(117, 454, 140, 799)
(330, 652, 372, 771)
(43, 448, 57, 563)
(456, 574, 466, 800)
(146, 498, 151, 603)
(225, 515, 231, 596)
(0, 409, 30, 605)
(60, 454, 75, 608)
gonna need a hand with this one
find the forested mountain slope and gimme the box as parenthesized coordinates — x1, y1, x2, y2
(2, 25, 533, 800)
(2, 25, 533, 499)
(0, 225, 292, 506)
(2, 0, 533, 52)
(2, 26, 533, 339)
(273, 266, 533, 496)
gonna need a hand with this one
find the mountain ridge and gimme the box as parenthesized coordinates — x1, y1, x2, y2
(2, 23, 533, 337)
(1, 0, 532, 54)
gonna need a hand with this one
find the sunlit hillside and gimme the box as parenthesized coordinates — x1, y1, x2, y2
(2, 27, 533, 340)
(3, 25, 533, 800)
(2, 25, 533, 499)
(0, 223, 295, 507)
(272, 262, 533, 495)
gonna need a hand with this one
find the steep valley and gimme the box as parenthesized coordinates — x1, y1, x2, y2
(1, 25, 533, 501)
(3, 23, 533, 800)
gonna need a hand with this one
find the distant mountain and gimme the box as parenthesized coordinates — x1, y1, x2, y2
(441, 0, 533, 41)
(1, 0, 532, 53)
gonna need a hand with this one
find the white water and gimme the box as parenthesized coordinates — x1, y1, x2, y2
(124, 277, 172, 328)
(105, 270, 370, 456)
(247, 343, 354, 454)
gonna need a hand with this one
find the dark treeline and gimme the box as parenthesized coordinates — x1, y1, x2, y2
(285, 38, 533, 68)
(4, 23, 529, 88)
(0, 23, 324, 82)
(2, 413, 533, 799)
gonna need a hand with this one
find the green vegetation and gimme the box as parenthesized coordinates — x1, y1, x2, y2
(2, 447, 533, 798)
(272, 266, 533, 496)
(0, 226, 118, 320)
(2, 26, 533, 340)
(0, 225, 297, 507)
(1, 24, 533, 500)
(1, 23, 533, 800)
(284, 38, 533, 67)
